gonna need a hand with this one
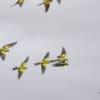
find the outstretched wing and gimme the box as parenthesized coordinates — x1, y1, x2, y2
(41, 65, 46, 74)
(43, 52, 50, 60)
(3, 42, 17, 48)
(45, 4, 50, 12)
(57, 0, 61, 4)
(60, 47, 66, 55)
(0, 53, 6, 60)
(18, 71, 23, 79)
(21, 56, 29, 65)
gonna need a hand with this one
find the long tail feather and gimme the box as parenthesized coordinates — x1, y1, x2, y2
(12, 67, 17, 70)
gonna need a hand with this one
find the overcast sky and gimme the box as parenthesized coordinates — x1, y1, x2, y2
(0, 0, 100, 100)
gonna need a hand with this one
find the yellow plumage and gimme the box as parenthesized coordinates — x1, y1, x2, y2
(34, 52, 50, 74)
(12, 56, 29, 79)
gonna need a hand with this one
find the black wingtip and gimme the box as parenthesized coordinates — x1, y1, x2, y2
(62, 47, 66, 54)
(44, 52, 50, 58)
(24, 56, 29, 63)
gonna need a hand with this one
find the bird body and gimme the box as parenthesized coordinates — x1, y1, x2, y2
(50, 47, 69, 66)
(12, 56, 29, 79)
(38, 0, 53, 12)
(34, 52, 50, 74)
(0, 42, 17, 60)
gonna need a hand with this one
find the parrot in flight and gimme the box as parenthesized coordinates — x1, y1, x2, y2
(10, 0, 25, 8)
(37, 0, 53, 12)
(0, 42, 17, 61)
(50, 47, 69, 66)
(12, 56, 29, 79)
(34, 52, 50, 74)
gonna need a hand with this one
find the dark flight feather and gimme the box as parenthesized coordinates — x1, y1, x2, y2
(61, 47, 66, 55)
(3, 41, 17, 48)
(0, 53, 5, 60)
(45, 4, 50, 12)
(43, 52, 50, 59)
(21, 56, 29, 64)
(41, 65, 46, 74)
(18, 71, 23, 79)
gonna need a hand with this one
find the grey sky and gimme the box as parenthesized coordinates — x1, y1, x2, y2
(0, 0, 100, 100)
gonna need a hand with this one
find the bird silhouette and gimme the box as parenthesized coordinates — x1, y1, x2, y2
(34, 52, 50, 74)
(37, 0, 53, 12)
(50, 47, 69, 66)
(12, 56, 29, 79)
(0, 42, 17, 60)
(10, 0, 25, 8)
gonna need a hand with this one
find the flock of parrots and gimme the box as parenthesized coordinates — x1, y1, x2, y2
(10, 0, 61, 12)
(0, 42, 69, 79)
(0, 0, 68, 79)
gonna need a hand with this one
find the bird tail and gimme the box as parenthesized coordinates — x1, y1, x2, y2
(34, 62, 41, 65)
(12, 67, 17, 70)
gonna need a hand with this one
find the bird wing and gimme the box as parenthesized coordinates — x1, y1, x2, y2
(43, 52, 50, 60)
(44, 4, 50, 12)
(21, 56, 29, 65)
(3, 42, 17, 48)
(57, 0, 61, 4)
(60, 47, 66, 56)
(18, 71, 23, 79)
(0, 53, 5, 60)
(41, 65, 46, 74)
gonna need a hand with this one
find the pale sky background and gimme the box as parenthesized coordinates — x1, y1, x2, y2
(0, 0, 100, 100)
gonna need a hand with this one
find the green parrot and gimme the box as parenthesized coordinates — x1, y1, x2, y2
(50, 47, 69, 66)
(10, 0, 25, 8)
(57, 0, 61, 4)
(37, 0, 53, 12)
(0, 42, 17, 61)
(12, 56, 29, 79)
(34, 52, 50, 74)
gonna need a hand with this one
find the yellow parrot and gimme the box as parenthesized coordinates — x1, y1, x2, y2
(12, 56, 29, 79)
(34, 52, 50, 74)
(50, 47, 69, 66)
(0, 42, 17, 60)
(10, 0, 25, 8)
(37, 0, 53, 12)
